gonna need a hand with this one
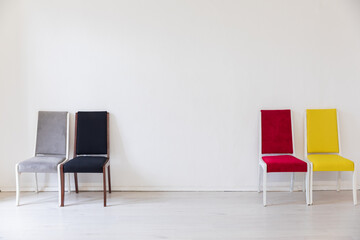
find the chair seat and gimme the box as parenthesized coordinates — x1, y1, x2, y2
(262, 155, 307, 173)
(63, 156, 107, 173)
(308, 155, 354, 171)
(18, 156, 65, 173)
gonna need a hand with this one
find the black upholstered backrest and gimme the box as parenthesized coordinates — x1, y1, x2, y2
(76, 111, 108, 155)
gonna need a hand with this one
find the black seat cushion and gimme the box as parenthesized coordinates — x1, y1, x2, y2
(76, 111, 108, 155)
(63, 156, 107, 173)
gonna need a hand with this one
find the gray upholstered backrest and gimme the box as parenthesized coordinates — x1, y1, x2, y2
(35, 111, 68, 156)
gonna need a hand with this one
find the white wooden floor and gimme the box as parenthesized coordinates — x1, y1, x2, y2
(0, 191, 359, 239)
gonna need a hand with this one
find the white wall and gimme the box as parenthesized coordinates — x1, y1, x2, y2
(1, 0, 360, 191)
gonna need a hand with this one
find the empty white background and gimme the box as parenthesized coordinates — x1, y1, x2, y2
(1, 0, 360, 191)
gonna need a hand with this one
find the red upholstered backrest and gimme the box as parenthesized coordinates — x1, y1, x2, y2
(261, 110, 293, 154)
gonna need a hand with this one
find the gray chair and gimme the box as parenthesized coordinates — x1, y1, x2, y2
(15, 111, 69, 206)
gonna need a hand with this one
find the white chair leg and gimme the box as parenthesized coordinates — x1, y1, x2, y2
(263, 165, 267, 207)
(302, 173, 306, 192)
(34, 173, 38, 193)
(258, 164, 261, 193)
(337, 171, 341, 192)
(305, 170, 310, 205)
(67, 173, 71, 193)
(353, 170, 357, 205)
(290, 172, 294, 192)
(15, 165, 20, 206)
(310, 167, 313, 205)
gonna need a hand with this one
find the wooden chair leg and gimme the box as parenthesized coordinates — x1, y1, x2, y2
(108, 165, 111, 193)
(103, 166, 107, 207)
(74, 173, 79, 193)
(57, 165, 62, 206)
(60, 165, 65, 207)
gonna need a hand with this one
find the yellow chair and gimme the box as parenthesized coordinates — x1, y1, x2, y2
(305, 109, 357, 205)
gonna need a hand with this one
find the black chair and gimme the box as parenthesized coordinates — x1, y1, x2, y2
(60, 111, 111, 207)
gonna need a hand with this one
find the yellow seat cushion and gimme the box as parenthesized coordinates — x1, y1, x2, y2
(306, 109, 339, 153)
(308, 155, 354, 171)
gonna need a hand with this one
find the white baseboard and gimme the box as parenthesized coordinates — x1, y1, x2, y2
(1, 181, 359, 192)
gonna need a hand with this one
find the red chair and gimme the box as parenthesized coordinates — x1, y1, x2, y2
(258, 109, 310, 206)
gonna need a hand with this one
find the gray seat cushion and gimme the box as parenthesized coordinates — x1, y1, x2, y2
(18, 156, 65, 173)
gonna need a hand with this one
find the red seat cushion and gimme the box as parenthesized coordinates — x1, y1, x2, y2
(261, 110, 293, 154)
(262, 155, 307, 172)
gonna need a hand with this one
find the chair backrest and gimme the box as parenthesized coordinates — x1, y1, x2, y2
(75, 111, 108, 155)
(306, 109, 339, 153)
(260, 109, 294, 154)
(35, 111, 68, 156)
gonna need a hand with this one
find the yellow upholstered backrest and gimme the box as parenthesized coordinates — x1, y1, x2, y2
(306, 109, 339, 153)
